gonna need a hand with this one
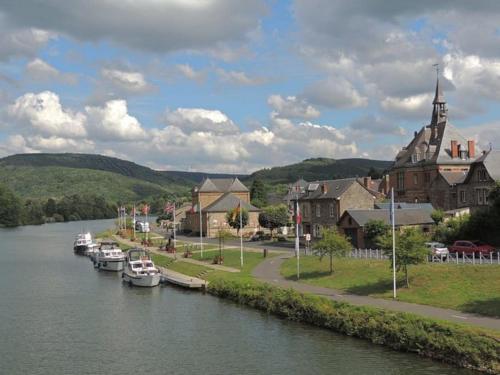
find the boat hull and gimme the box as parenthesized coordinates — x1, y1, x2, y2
(95, 259, 124, 272)
(122, 272, 161, 287)
(74, 245, 88, 255)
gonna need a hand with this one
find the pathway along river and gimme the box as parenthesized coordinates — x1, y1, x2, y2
(0, 220, 476, 375)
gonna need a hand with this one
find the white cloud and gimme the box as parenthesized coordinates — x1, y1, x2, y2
(101, 68, 152, 94)
(267, 94, 320, 119)
(85, 100, 147, 141)
(216, 68, 266, 86)
(26, 58, 77, 84)
(176, 64, 206, 83)
(164, 108, 240, 135)
(26, 135, 94, 152)
(0, 23, 52, 60)
(7, 91, 87, 138)
(349, 115, 406, 136)
(304, 78, 368, 109)
(381, 93, 432, 118)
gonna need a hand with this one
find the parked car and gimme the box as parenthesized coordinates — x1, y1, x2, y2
(135, 221, 150, 233)
(448, 240, 496, 255)
(425, 242, 449, 259)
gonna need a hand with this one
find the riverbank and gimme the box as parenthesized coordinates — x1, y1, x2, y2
(111, 232, 500, 373)
(207, 279, 500, 374)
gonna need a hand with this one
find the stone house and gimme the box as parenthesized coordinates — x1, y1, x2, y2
(184, 177, 260, 238)
(338, 208, 435, 249)
(388, 76, 480, 209)
(456, 150, 500, 212)
(298, 178, 376, 239)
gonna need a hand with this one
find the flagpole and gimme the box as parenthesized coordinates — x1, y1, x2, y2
(199, 191, 203, 258)
(295, 198, 300, 280)
(133, 204, 136, 239)
(239, 199, 243, 267)
(391, 187, 397, 299)
(173, 201, 177, 248)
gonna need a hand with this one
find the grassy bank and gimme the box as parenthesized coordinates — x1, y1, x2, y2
(281, 256, 500, 317)
(208, 279, 500, 374)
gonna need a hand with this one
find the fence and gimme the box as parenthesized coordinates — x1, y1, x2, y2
(348, 248, 500, 265)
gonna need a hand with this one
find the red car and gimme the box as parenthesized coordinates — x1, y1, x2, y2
(448, 240, 496, 255)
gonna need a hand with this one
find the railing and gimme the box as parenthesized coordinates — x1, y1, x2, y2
(348, 249, 500, 265)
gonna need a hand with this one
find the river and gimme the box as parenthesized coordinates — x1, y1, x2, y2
(0, 220, 476, 375)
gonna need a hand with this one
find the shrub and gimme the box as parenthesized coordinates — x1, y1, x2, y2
(208, 279, 499, 374)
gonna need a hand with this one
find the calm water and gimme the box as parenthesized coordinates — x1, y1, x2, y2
(0, 220, 475, 375)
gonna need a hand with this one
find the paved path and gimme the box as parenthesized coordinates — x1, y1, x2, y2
(252, 254, 500, 332)
(113, 235, 240, 273)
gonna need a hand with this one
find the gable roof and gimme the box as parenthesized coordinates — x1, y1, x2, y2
(342, 208, 434, 227)
(374, 202, 434, 211)
(203, 193, 260, 213)
(439, 170, 468, 185)
(473, 149, 500, 181)
(196, 177, 249, 193)
(302, 178, 362, 200)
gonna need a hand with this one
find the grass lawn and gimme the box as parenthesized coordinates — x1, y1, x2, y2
(150, 253, 211, 277)
(281, 256, 500, 318)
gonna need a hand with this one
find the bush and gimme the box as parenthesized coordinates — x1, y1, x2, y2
(208, 279, 499, 374)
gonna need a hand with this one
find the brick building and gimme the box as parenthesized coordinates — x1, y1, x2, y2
(388, 76, 480, 210)
(184, 177, 260, 237)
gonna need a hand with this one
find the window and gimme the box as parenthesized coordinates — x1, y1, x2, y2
(460, 190, 466, 203)
(397, 172, 405, 190)
(313, 224, 321, 238)
(329, 203, 335, 218)
(477, 189, 483, 205)
(478, 169, 488, 181)
(316, 203, 321, 217)
(413, 174, 418, 185)
(411, 154, 418, 163)
(484, 189, 489, 204)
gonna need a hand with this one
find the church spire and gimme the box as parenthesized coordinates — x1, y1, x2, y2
(431, 64, 447, 127)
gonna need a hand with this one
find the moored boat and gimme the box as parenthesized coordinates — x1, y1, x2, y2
(73, 232, 93, 255)
(122, 248, 161, 287)
(94, 240, 125, 271)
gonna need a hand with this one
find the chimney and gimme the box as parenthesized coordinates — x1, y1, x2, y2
(321, 182, 328, 194)
(414, 131, 418, 138)
(451, 140, 458, 158)
(363, 176, 371, 188)
(468, 140, 475, 158)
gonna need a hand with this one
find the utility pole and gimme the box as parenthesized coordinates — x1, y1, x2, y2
(199, 190, 203, 258)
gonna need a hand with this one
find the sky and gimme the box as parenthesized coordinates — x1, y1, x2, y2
(0, 0, 499, 173)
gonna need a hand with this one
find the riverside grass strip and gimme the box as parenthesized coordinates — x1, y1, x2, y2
(207, 279, 500, 374)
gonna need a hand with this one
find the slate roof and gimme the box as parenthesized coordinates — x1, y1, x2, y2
(439, 170, 468, 185)
(343, 208, 434, 227)
(474, 149, 500, 181)
(195, 177, 249, 193)
(302, 178, 360, 200)
(374, 202, 434, 211)
(202, 193, 260, 213)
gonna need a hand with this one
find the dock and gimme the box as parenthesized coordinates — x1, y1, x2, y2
(158, 267, 207, 289)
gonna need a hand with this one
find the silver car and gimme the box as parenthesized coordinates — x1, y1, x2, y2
(425, 242, 449, 259)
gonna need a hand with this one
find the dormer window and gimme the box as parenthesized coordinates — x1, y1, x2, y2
(411, 153, 420, 163)
(460, 150, 467, 160)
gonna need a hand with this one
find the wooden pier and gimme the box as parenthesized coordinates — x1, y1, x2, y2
(158, 267, 207, 289)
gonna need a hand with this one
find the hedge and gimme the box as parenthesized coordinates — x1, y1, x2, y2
(207, 279, 500, 374)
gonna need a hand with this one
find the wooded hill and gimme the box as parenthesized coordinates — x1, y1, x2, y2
(0, 153, 392, 201)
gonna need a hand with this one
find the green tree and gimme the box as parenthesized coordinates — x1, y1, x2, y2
(364, 219, 389, 247)
(313, 227, 352, 274)
(258, 204, 289, 237)
(226, 207, 249, 233)
(367, 167, 382, 179)
(23, 199, 45, 225)
(0, 184, 23, 227)
(215, 228, 232, 261)
(377, 227, 428, 288)
(45, 198, 57, 217)
(250, 179, 267, 207)
(431, 209, 445, 224)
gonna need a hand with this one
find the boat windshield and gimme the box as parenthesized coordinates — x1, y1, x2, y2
(144, 262, 154, 268)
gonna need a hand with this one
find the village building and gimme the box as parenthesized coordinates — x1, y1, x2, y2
(388, 76, 481, 210)
(297, 178, 376, 238)
(184, 177, 260, 238)
(338, 208, 435, 249)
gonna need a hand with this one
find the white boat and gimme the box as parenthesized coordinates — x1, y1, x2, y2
(74, 232, 93, 255)
(94, 241, 125, 271)
(122, 248, 161, 287)
(84, 243, 99, 257)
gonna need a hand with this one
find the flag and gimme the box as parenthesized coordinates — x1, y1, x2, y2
(142, 204, 150, 215)
(164, 202, 175, 213)
(295, 202, 302, 225)
(232, 201, 241, 221)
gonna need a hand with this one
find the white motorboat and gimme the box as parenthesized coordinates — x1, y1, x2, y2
(74, 232, 93, 255)
(122, 248, 161, 287)
(94, 241, 125, 271)
(84, 242, 99, 257)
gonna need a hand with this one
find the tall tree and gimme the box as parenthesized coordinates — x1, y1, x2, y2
(313, 228, 352, 274)
(226, 207, 249, 234)
(258, 204, 289, 237)
(377, 227, 428, 288)
(0, 184, 23, 227)
(250, 179, 267, 207)
(364, 219, 389, 247)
